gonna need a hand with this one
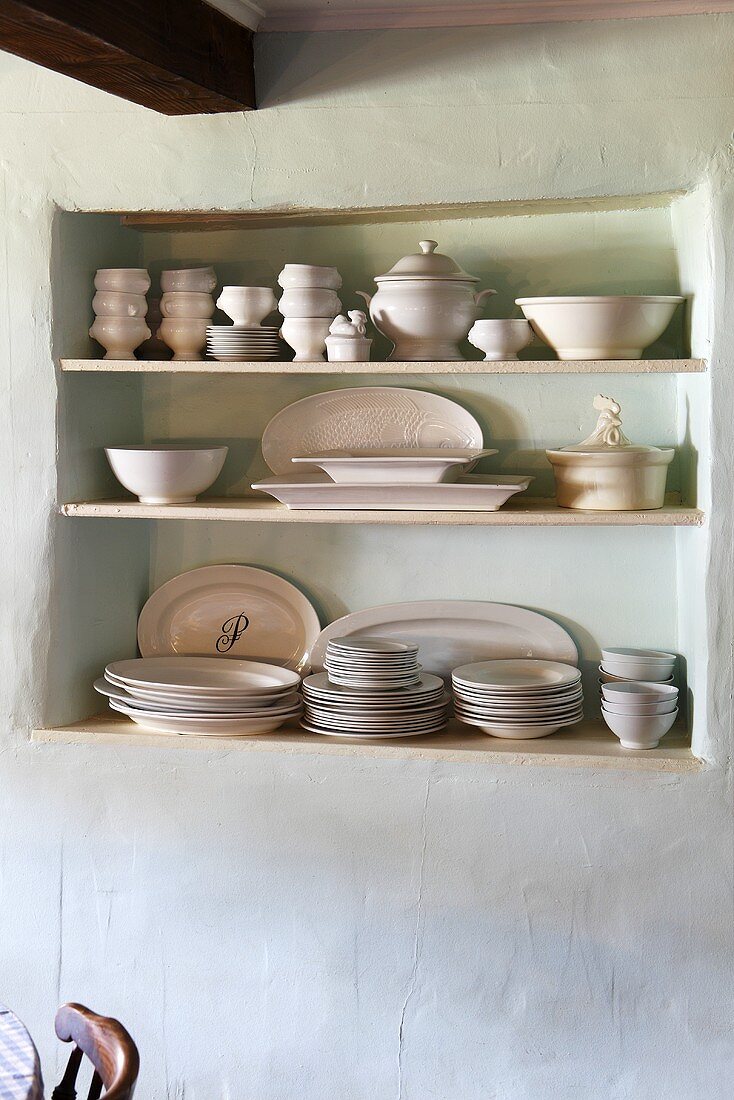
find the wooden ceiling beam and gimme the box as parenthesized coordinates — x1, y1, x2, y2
(0, 0, 255, 114)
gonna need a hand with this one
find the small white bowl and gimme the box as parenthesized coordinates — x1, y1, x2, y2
(89, 316, 151, 360)
(602, 647, 676, 662)
(597, 667, 675, 685)
(601, 707, 678, 749)
(278, 264, 342, 291)
(467, 319, 533, 361)
(280, 317, 332, 361)
(105, 445, 228, 504)
(601, 681, 679, 705)
(217, 286, 278, 326)
(602, 698, 678, 716)
(600, 657, 676, 681)
(515, 295, 684, 360)
(94, 268, 151, 295)
(279, 287, 342, 318)
(158, 318, 209, 360)
(160, 267, 217, 294)
(92, 291, 149, 318)
(160, 292, 215, 320)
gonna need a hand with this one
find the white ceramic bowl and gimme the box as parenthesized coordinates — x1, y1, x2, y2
(601, 681, 679, 704)
(89, 316, 151, 360)
(280, 317, 332, 361)
(601, 706, 678, 748)
(601, 654, 676, 680)
(597, 667, 675, 685)
(515, 295, 684, 360)
(160, 292, 215, 319)
(160, 267, 217, 294)
(468, 319, 534, 361)
(158, 318, 209, 360)
(278, 264, 342, 291)
(217, 286, 278, 326)
(92, 291, 149, 318)
(94, 268, 151, 295)
(105, 445, 228, 504)
(279, 287, 342, 318)
(602, 698, 678, 716)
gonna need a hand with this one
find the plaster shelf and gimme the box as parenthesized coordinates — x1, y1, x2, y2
(32, 715, 698, 772)
(60, 358, 706, 375)
(59, 499, 704, 526)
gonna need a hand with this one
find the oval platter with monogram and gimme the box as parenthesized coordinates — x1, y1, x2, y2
(137, 565, 320, 674)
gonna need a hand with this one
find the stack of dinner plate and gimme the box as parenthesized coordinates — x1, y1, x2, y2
(301, 671, 449, 739)
(323, 636, 421, 689)
(206, 324, 283, 361)
(452, 659, 584, 739)
(94, 656, 302, 737)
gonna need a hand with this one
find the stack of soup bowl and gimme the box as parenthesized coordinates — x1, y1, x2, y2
(278, 264, 342, 362)
(599, 647, 678, 749)
(90, 268, 151, 359)
(158, 267, 217, 360)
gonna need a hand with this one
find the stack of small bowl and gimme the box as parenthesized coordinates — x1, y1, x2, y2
(158, 267, 217, 361)
(278, 263, 342, 362)
(90, 268, 151, 360)
(599, 647, 678, 749)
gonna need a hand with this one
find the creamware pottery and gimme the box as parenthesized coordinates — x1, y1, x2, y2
(105, 444, 227, 503)
(546, 394, 674, 510)
(216, 286, 278, 326)
(94, 268, 151, 294)
(158, 317, 208, 360)
(516, 294, 684, 360)
(160, 292, 216, 319)
(89, 316, 151, 359)
(468, 319, 533, 361)
(160, 267, 217, 293)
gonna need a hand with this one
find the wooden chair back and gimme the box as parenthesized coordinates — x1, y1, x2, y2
(51, 1003, 139, 1100)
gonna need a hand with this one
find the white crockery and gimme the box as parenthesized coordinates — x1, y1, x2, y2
(109, 698, 300, 737)
(107, 656, 301, 694)
(601, 707, 679, 749)
(105, 444, 227, 504)
(456, 713, 584, 739)
(468, 319, 533, 361)
(158, 318, 208, 360)
(95, 677, 299, 712)
(292, 448, 497, 485)
(278, 264, 342, 291)
(217, 286, 278, 326)
(92, 291, 148, 318)
(94, 268, 151, 295)
(160, 267, 217, 294)
(89, 316, 151, 360)
(160, 292, 215, 319)
(452, 659, 580, 691)
(279, 287, 342, 318)
(516, 294, 684, 359)
(602, 698, 678, 716)
(601, 681, 678, 704)
(601, 657, 676, 681)
(251, 472, 531, 511)
(598, 668, 675, 686)
(262, 387, 484, 474)
(280, 318, 332, 361)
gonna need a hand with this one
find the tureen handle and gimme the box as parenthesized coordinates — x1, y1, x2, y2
(474, 288, 497, 307)
(356, 290, 373, 307)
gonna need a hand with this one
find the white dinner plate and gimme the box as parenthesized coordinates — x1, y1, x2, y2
(137, 565, 319, 673)
(300, 722, 445, 740)
(328, 637, 419, 655)
(108, 682, 297, 708)
(311, 603, 577, 680)
(302, 671, 444, 697)
(94, 677, 299, 714)
(261, 387, 485, 474)
(107, 656, 301, 694)
(109, 699, 301, 736)
(456, 712, 585, 739)
(452, 660, 581, 691)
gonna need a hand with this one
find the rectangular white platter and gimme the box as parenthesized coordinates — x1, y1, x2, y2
(250, 473, 533, 511)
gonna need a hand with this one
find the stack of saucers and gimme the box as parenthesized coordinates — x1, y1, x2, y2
(302, 636, 448, 738)
(599, 647, 676, 687)
(324, 636, 421, 689)
(601, 680, 679, 749)
(206, 325, 283, 361)
(452, 659, 584, 739)
(94, 656, 302, 737)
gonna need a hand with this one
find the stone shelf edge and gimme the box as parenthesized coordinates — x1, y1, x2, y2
(32, 716, 698, 772)
(59, 499, 704, 526)
(59, 358, 707, 375)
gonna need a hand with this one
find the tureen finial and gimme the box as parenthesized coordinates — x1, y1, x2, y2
(419, 240, 438, 254)
(578, 394, 632, 448)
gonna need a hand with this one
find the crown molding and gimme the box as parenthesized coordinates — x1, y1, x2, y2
(206, 0, 264, 31)
(259, 0, 734, 32)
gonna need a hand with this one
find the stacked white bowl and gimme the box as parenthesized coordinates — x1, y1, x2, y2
(158, 267, 217, 361)
(208, 286, 282, 361)
(278, 263, 343, 362)
(452, 659, 584, 739)
(90, 268, 151, 360)
(95, 656, 302, 737)
(302, 636, 449, 738)
(599, 647, 678, 749)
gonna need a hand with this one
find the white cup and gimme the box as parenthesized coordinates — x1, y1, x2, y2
(216, 286, 278, 326)
(160, 267, 217, 294)
(94, 268, 151, 295)
(278, 264, 342, 290)
(92, 291, 148, 318)
(89, 316, 151, 360)
(160, 292, 215, 319)
(158, 318, 208, 361)
(280, 318, 332, 362)
(279, 287, 342, 318)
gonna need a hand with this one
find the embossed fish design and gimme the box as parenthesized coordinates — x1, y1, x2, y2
(300, 392, 476, 452)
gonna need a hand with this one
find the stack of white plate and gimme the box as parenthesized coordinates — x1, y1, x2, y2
(206, 325, 283, 361)
(452, 659, 584, 739)
(324, 636, 421, 689)
(95, 656, 302, 737)
(600, 680, 679, 749)
(301, 672, 449, 739)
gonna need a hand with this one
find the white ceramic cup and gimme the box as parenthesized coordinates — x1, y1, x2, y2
(468, 319, 534, 361)
(160, 267, 217, 294)
(280, 317, 332, 362)
(279, 288, 342, 318)
(216, 286, 278, 326)
(89, 316, 151, 359)
(160, 292, 216, 319)
(278, 264, 342, 291)
(92, 291, 148, 318)
(94, 268, 151, 295)
(158, 318, 209, 360)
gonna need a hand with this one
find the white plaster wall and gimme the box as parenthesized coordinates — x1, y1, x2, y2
(1, 14, 734, 1098)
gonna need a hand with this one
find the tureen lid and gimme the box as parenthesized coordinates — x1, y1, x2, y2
(375, 240, 479, 283)
(549, 395, 668, 455)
